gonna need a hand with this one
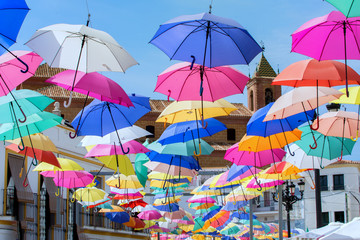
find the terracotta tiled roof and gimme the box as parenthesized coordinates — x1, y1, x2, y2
(329, 160, 360, 166)
(149, 100, 172, 112)
(253, 53, 277, 78)
(208, 142, 233, 151)
(36, 85, 92, 99)
(33, 63, 65, 78)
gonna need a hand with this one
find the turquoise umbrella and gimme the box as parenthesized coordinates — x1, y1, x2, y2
(326, 0, 360, 18)
(0, 111, 62, 140)
(220, 222, 241, 236)
(147, 139, 214, 156)
(0, 89, 54, 124)
(295, 126, 356, 161)
(134, 139, 150, 187)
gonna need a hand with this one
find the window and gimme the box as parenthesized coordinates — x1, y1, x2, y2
(322, 212, 330, 226)
(145, 125, 155, 138)
(334, 211, 345, 223)
(333, 174, 344, 190)
(265, 88, 274, 105)
(249, 90, 254, 111)
(320, 175, 328, 191)
(227, 128, 236, 141)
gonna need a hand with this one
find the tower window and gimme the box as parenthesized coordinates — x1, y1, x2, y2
(265, 88, 273, 105)
(145, 125, 155, 138)
(227, 128, 236, 141)
(249, 90, 254, 111)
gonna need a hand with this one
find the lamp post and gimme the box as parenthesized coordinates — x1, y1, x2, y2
(271, 179, 305, 238)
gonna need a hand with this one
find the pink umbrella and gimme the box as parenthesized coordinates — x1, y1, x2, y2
(138, 205, 163, 220)
(50, 171, 94, 188)
(46, 70, 133, 107)
(155, 62, 249, 101)
(292, 11, 360, 96)
(84, 140, 150, 158)
(143, 161, 197, 177)
(224, 143, 286, 167)
(215, 167, 262, 187)
(187, 196, 216, 204)
(246, 178, 284, 189)
(162, 209, 186, 220)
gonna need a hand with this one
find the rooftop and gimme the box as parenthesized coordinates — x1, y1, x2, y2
(253, 53, 277, 78)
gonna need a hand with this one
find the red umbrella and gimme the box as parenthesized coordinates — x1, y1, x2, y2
(120, 199, 148, 209)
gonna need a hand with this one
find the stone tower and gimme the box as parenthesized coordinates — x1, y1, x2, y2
(246, 52, 281, 112)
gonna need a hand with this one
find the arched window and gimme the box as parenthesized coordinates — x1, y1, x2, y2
(145, 125, 155, 138)
(265, 88, 273, 105)
(227, 128, 236, 141)
(249, 90, 254, 111)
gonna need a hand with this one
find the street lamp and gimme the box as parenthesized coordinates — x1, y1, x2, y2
(271, 179, 305, 238)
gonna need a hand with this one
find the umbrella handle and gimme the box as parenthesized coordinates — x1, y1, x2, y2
(167, 90, 171, 102)
(0, 44, 29, 73)
(310, 181, 316, 190)
(55, 187, 60, 196)
(64, 92, 73, 108)
(310, 116, 319, 131)
(31, 157, 38, 166)
(70, 196, 76, 203)
(190, 55, 195, 70)
(337, 150, 343, 161)
(201, 117, 208, 129)
(119, 141, 130, 154)
(18, 138, 25, 151)
(18, 107, 27, 123)
(22, 177, 28, 188)
(163, 118, 167, 129)
(69, 127, 78, 139)
(287, 144, 295, 156)
(193, 143, 202, 157)
(256, 178, 263, 191)
(309, 135, 317, 150)
(19, 167, 23, 178)
(351, 131, 359, 142)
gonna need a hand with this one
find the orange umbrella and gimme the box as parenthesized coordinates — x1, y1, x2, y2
(258, 162, 307, 180)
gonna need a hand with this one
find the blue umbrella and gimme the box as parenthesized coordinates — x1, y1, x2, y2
(146, 153, 201, 171)
(157, 118, 227, 145)
(152, 178, 190, 185)
(202, 206, 221, 221)
(222, 200, 248, 211)
(105, 211, 130, 224)
(153, 203, 179, 212)
(0, 0, 30, 70)
(150, 12, 262, 68)
(153, 192, 183, 199)
(71, 94, 150, 153)
(230, 211, 257, 221)
(247, 102, 315, 155)
(227, 165, 258, 182)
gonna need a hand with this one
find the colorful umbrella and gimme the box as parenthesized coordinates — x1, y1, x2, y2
(9, 133, 59, 153)
(51, 170, 94, 188)
(33, 157, 83, 172)
(147, 139, 214, 156)
(105, 174, 143, 189)
(138, 205, 163, 220)
(226, 165, 262, 182)
(84, 141, 149, 158)
(73, 187, 108, 206)
(135, 139, 150, 187)
(144, 155, 200, 172)
(46, 70, 133, 106)
(257, 162, 307, 180)
(155, 62, 249, 101)
(105, 211, 130, 224)
(325, 0, 360, 17)
(150, 12, 262, 67)
(92, 154, 135, 176)
(25, 22, 138, 107)
(220, 223, 241, 236)
(291, 11, 360, 96)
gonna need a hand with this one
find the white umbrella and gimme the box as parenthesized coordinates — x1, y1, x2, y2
(286, 144, 337, 169)
(25, 23, 138, 107)
(79, 125, 152, 146)
(319, 218, 360, 240)
(292, 222, 343, 240)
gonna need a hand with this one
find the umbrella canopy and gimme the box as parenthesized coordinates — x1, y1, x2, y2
(150, 12, 262, 67)
(157, 118, 226, 145)
(295, 126, 356, 160)
(227, 165, 262, 182)
(156, 99, 237, 124)
(73, 187, 108, 205)
(0, 0, 29, 54)
(291, 11, 360, 96)
(46, 70, 133, 106)
(155, 62, 249, 101)
(272, 59, 360, 87)
(79, 125, 152, 146)
(258, 162, 308, 180)
(0, 89, 54, 124)
(0, 111, 62, 141)
(105, 211, 130, 224)
(285, 144, 337, 169)
(220, 223, 241, 236)
(138, 205, 163, 220)
(332, 86, 360, 105)
(325, 0, 360, 17)
(84, 141, 149, 158)
(92, 154, 135, 176)
(33, 157, 83, 171)
(51, 170, 94, 188)
(105, 174, 143, 189)
(134, 139, 150, 187)
(9, 133, 59, 152)
(225, 143, 286, 167)
(145, 154, 201, 171)
(263, 87, 343, 121)
(7, 144, 60, 168)
(147, 139, 214, 156)
(0, 51, 43, 96)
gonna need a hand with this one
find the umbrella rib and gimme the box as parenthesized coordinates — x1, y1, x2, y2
(346, 21, 360, 58)
(176, 66, 199, 100)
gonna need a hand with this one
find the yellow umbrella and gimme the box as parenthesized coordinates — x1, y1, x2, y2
(73, 187, 108, 204)
(238, 129, 302, 152)
(153, 196, 181, 205)
(8, 133, 59, 152)
(257, 162, 306, 180)
(156, 99, 237, 124)
(178, 223, 194, 232)
(105, 174, 143, 189)
(33, 158, 83, 171)
(150, 179, 186, 188)
(137, 220, 157, 230)
(225, 185, 263, 203)
(191, 186, 221, 196)
(98, 205, 124, 213)
(148, 171, 193, 182)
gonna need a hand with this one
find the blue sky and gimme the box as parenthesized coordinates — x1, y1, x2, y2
(15, 0, 341, 105)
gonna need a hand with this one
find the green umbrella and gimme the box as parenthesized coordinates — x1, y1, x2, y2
(134, 139, 150, 187)
(147, 139, 214, 156)
(239, 219, 271, 234)
(195, 205, 221, 215)
(0, 89, 54, 124)
(192, 217, 205, 232)
(152, 188, 184, 195)
(326, 0, 360, 18)
(0, 111, 62, 140)
(220, 222, 241, 236)
(295, 126, 356, 161)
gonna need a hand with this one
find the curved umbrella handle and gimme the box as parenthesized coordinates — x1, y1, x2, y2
(93, 208, 98, 213)
(32, 157, 38, 166)
(201, 117, 208, 129)
(69, 124, 79, 139)
(18, 107, 27, 123)
(190, 55, 195, 70)
(256, 178, 262, 192)
(55, 187, 60, 197)
(64, 92, 73, 108)
(287, 144, 295, 156)
(18, 57, 29, 74)
(119, 141, 130, 154)
(70, 196, 76, 203)
(351, 130, 359, 142)
(164, 118, 167, 129)
(167, 90, 171, 102)
(337, 150, 343, 161)
(18, 137, 25, 151)
(22, 177, 28, 188)
(310, 178, 316, 190)
(19, 167, 23, 178)
(309, 135, 318, 150)
(310, 115, 320, 131)
(193, 143, 202, 157)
